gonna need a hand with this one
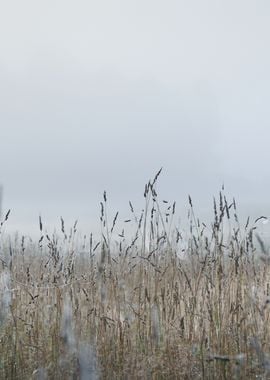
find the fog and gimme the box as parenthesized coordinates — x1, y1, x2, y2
(0, 0, 270, 237)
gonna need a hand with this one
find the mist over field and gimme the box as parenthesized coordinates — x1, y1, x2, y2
(2, 3, 270, 378)
(0, 0, 270, 236)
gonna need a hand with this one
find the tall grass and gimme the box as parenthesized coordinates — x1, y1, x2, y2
(0, 171, 270, 379)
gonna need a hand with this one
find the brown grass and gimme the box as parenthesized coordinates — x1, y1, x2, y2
(0, 171, 270, 379)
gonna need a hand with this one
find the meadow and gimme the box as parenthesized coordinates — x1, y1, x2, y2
(1, 170, 270, 379)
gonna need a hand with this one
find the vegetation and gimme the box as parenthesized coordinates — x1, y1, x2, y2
(1, 170, 270, 379)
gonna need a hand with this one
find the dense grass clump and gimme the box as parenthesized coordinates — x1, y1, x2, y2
(1, 172, 270, 379)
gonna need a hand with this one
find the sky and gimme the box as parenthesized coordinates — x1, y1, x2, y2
(0, 0, 270, 237)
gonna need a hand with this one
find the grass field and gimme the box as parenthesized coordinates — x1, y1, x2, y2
(1, 171, 270, 379)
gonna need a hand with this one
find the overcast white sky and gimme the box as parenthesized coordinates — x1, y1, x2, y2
(1, 0, 270, 236)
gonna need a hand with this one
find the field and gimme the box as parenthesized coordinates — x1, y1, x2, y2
(1, 172, 270, 379)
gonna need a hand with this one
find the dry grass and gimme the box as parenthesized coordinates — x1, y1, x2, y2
(1, 171, 270, 379)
